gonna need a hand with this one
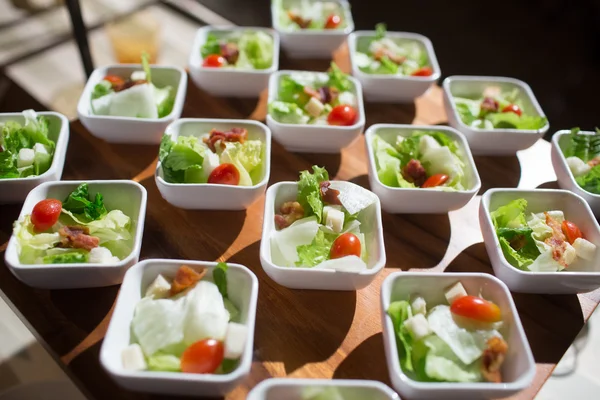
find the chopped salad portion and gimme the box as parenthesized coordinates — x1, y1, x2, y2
(491, 198, 596, 272)
(122, 263, 247, 375)
(269, 63, 359, 126)
(453, 86, 547, 130)
(274, 0, 347, 31)
(388, 281, 508, 383)
(354, 23, 433, 77)
(301, 387, 348, 400)
(372, 130, 467, 190)
(159, 127, 263, 186)
(13, 183, 133, 265)
(200, 30, 274, 70)
(270, 166, 376, 272)
(91, 54, 175, 119)
(561, 127, 600, 194)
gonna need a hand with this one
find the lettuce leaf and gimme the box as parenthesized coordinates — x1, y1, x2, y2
(278, 75, 308, 105)
(490, 198, 528, 229)
(375, 22, 386, 40)
(576, 164, 600, 194)
(213, 262, 229, 298)
(201, 33, 221, 59)
(162, 136, 205, 172)
(43, 251, 88, 264)
(563, 127, 600, 162)
(92, 80, 113, 100)
(484, 112, 547, 130)
(327, 62, 352, 92)
(62, 183, 107, 222)
(237, 31, 274, 70)
(387, 300, 414, 372)
(141, 52, 152, 83)
(497, 228, 540, 270)
(147, 353, 181, 372)
(296, 229, 337, 267)
(219, 139, 263, 186)
(422, 335, 482, 382)
(268, 101, 310, 124)
(297, 165, 329, 222)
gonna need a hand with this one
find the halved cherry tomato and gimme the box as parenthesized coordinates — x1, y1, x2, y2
(31, 199, 62, 232)
(324, 14, 341, 29)
(501, 104, 522, 116)
(103, 74, 124, 86)
(562, 220, 583, 244)
(411, 67, 433, 77)
(208, 163, 240, 185)
(330, 232, 361, 259)
(181, 339, 224, 374)
(203, 54, 226, 68)
(327, 105, 357, 126)
(450, 295, 502, 323)
(421, 174, 449, 188)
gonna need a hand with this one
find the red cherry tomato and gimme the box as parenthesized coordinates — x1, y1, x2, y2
(324, 14, 341, 29)
(562, 220, 583, 244)
(501, 104, 522, 116)
(31, 199, 62, 232)
(208, 163, 240, 185)
(203, 54, 226, 68)
(327, 105, 357, 126)
(330, 232, 361, 259)
(180, 339, 224, 374)
(450, 295, 502, 323)
(411, 67, 434, 77)
(421, 174, 449, 188)
(103, 74, 125, 86)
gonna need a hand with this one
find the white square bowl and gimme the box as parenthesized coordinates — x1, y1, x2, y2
(266, 70, 365, 153)
(99, 258, 258, 397)
(551, 129, 600, 215)
(247, 378, 399, 400)
(0, 112, 69, 204)
(271, 0, 354, 58)
(188, 26, 280, 97)
(443, 76, 549, 155)
(480, 188, 600, 293)
(155, 118, 271, 210)
(77, 64, 187, 144)
(381, 272, 535, 400)
(4, 180, 147, 289)
(365, 124, 481, 214)
(348, 31, 441, 103)
(259, 181, 386, 290)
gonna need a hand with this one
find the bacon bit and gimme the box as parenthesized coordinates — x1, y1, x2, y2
(480, 97, 499, 113)
(114, 79, 147, 92)
(509, 234, 527, 251)
(202, 127, 248, 153)
(544, 212, 569, 267)
(319, 181, 342, 205)
(402, 159, 427, 187)
(220, 42, 239, 65)
(481, 337, 508, 383)
(588, 157, 600, 167)
(303, 86, 321, 99)
(58, 225, 100, 251)
(170, 265, 207, 297)
(373, 48, 406, 65)
(275, 201, 304, 230)
(287, 11, 311, 29)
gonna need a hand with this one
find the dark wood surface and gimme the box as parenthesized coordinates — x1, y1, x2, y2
(0, 47, 598, 400)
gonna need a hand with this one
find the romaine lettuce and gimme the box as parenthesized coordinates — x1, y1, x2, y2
(388, 300, 414, 372)
(490, 198, 527, 229)
(237, 31, 274, 70)
(62, 183, 108, 222)
(201, 33, 221, 59)
(147, 353, 181, 372)
(296, 229, 337, 267)
(268, 101, 310, 124)
(297, 165, 329, 222)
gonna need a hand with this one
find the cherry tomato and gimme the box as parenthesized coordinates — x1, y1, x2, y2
(103, 75, 125, 86)
(203, 54, 226, 68)
(450, 295, 502, 323)
(411, 67, 433, 77)
(31, 199, 62, 232)
(421, 174, 449, 188)
(324, 14, 341, 29)
(208, 163, 240, 185)
(327, 105, 357, 126)
(330, 232, 361, 259)
(501, 104, 522, 116)
(562, 220, 583, 244)
(180, 339, 224, 374)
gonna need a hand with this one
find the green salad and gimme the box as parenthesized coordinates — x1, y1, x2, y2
(122, 263, 247, 375)
(452, 85, 547, 130)
(91, 54, 175, 119)
(200, 30, 274, 70)
(269, 63, 359, 126)
(354, 23, 432, 77)
(13, 183, 133, 264)
(371, 130, 468, 190)
(273, 0, 348, 31)
(159, 127, 263, 186)
(561, 127, 600, 194)
(0, 110, 55, 179)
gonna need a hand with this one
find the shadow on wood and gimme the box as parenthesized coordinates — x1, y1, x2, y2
(473, 154, 521, 192)
(333, 333, 391, 384)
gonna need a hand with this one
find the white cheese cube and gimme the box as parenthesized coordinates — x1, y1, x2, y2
(566, 156, 592, 177)
(224, 322, 248, 359)
(404, 314, 432, 341)
(573, 238, 597, 261)
(130, 71, 146, 81)
(411, 296, 427, 315)
(483, 85, 501, 98)
(337, 91, 356, 107)
(323, 205, 342, 220)
(121, 343, 147, 371)
(305, 97, 325, 118)
(445, 282, 467, 305)
(203, 150, 220, 174)
(419, 135, 441, 156)
(33, 143, 48, 155)
(563, 243, 577, 266)
(89, 247, 119, 264)
(17, 148, 35, 168)
(395, 135, 405, 148)
(144, 274, 172, 299)
(325, 208, 345, 233)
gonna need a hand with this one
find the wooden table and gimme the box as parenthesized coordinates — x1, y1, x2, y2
(0, 48, 597, 400)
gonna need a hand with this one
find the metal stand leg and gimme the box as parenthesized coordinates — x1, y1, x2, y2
(65, 0, 94, 78)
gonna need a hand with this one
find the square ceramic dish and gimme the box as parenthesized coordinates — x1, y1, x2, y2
(365, 124, 481, 213)
(266, 70, 365, 153)
(4, 180, 147, 289)
(189, 26, 280, 97)
(271, 0, 354, 58)
(155, 118, 271, 210)
(0, 112, 69, 204)
(348, 31, 440, 102)
(247, 378, 399, 400)
(381, 272, 535, 400)
(100, 259, 258, 397)
(443, 76, 549, 155)
(77, 64, 187, 144)
(259, 181, 385, 290)
(480, 188, 600, 293)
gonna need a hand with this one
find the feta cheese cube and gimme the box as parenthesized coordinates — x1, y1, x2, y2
(337, 91, 356, 107)
(121, 343, 147, 371)
(573, 238, 597, 261)
(305, 97, 325, 118)
(17, 148, 35, 168)
(566, 156, 591, 177)
(144, 274, 172, 299)
(404, 314, 432, 341)
(130, 71, 146, 81)
(445, 282, 467, 305)
(563, 243, 577, 266)
(224, 322, 248, 359)
(483, 85, 501, 98)
(33, 143, 48, 155)
(325, 208, 345, 233)
(89, 247, 119, 264)
(411, 296, 427, 315)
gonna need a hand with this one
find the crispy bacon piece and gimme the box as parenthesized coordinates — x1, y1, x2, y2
(113, 79, 148, 92)
(319, 181, 342, 205)
(481, 337, 508, 383)
(58, 225, 100, 251)
(203, 127, 248, 153)
(402, 159, 427, 187)
(303, 85, 339, 104)
(588, 157, 600, 167)
(274, 201, 304, 230)
(220, 42, 239, 65)
(373, 48, 406, 65)
(544, 212, 569, 267)
(480, 97, 499, 113)
(287, 11, 311, 29)
(170, 265, 207, 297)
(509, 234, 527, 251)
